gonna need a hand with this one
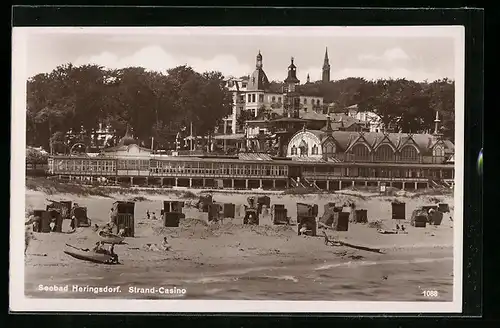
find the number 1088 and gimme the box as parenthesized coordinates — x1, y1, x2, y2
(422, 290, 439, 297)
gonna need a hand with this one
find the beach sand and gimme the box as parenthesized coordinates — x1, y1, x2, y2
(23, 187, 455, 301)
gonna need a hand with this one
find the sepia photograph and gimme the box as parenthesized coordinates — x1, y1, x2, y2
(11, 25, 464, 313)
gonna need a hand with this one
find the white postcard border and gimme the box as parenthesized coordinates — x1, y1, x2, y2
(10, 26, 465, 313)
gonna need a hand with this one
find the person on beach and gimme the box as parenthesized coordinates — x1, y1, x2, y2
(152, 212, 157, 220)
(92, 241, 106, 254)
(162, 237, 171, 251)
(109, 244, 119, 263)
(49, 218, 56, 232)
(117, 226, 126, 237)
(25, 225, 34, 255)
(146, 210, 150, 220)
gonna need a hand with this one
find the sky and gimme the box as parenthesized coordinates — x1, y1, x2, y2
(20, 27, 460, 83)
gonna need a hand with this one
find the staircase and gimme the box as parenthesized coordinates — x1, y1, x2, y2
(429, 179, 452, 189)
(302, 177, 321, 191)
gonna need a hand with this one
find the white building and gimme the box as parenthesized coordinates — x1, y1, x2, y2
(345, 104, 385, 133)
(223, 51, 324, 134)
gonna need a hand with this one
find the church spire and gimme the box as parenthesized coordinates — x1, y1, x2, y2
(322, 47, 330, 83)
(307, 73, 310, 83)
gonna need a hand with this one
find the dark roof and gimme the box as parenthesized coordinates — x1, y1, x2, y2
(291, 129, 455, 154)
(246, 68, 270, 91)
(270, 117, 307, 123)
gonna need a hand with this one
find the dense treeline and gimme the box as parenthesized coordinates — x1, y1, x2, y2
(27, 64, 233, 153)
(271, 77, 455, 140)
(26, 64, 455, 154)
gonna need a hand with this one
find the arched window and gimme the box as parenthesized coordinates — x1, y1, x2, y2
(291, 145, 297, 155)
(433, 145, 445, 157)
(323, 142, 336, 157)
(299, 140, 308, 157)
(312, 144, 318, 155)
(400, 145, 419, 162)
(352, 143, 370, 161)
(374, 144, 395, 162)
(304, 98, 308, 104)
(272, 96, 276, 103)
(316, 99, 320, 105)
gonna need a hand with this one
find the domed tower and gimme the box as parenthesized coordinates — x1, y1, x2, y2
(247, 50, 270, 91)
(283, 57, 301, 118)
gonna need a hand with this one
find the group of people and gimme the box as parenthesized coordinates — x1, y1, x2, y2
(91, 241, 119, 263)
(146, 210, 158, 220)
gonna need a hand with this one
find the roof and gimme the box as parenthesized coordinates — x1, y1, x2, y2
(238, 153, 273, 161)
(246, 68, 270, 91)
(300, 111, 328, 121)
(103, 144, 152, 153)
(320, 115, 367, 130)
(291, 129, 455, 154)
(270, 117, 308, 123)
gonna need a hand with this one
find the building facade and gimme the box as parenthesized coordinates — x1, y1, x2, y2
(224, 51, 324, 134)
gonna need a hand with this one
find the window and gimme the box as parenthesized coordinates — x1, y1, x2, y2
(374, 144, 395, 162)
(239, 95, 244, 102)
(272, 96, 276, 103)
(252, 94, 256, 103)
(316, 99, 320, 105)
(299, 140, 308, 157)
(242, 83, 247, 88)
(312, 144, 318, 155)
(304, 98, 308, 104)
(433, 145, 445, 157)
(352, 143, 370, 161)
(248, 94, 252, 103)
(259, 94, 264, 102)
(400, 145, 419, 162)
(278, 97, 282, 103)
(291, 145, 297, 155)
(323, 141, 335, 157)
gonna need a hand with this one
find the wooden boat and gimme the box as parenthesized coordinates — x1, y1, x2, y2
(64, 244, 118, 264)
(97, 230, 125, 244)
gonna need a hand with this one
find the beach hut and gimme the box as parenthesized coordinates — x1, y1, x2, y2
(298, 217, 317, 236)
(332, 212, 349, 231)
(208, 203, 222, 222)
(243, 208, 259, 225)
(164, 200, 184, 214)
(391, 202, 406, 221)
(163, 212, 185, 227)
(198, 195, 213, 212)
(354, 209, 368, 223)
(257, 196, 271, 214)
(112, 201, 135, 237)
(223, 203, 236, 218)
(271, 204, 288, 225)
(438, 203, 450, 213)
(428, 210, 444, 226)
(33, 210, 50, 233)
(410, 209, 427, 227)
(72, 206, 91, 227)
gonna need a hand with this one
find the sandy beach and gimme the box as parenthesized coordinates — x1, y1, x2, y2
(24, 183, 454, 301)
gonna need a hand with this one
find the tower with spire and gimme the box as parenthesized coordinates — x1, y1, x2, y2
(322, 47, 330, 84)
(283, 57, 301, 118)
(247, 50, 270, 91)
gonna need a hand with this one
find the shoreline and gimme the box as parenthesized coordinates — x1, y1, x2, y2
(22, 179, 455, 301)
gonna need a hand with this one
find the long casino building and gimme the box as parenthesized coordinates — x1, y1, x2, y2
(46, 114, 455, 191)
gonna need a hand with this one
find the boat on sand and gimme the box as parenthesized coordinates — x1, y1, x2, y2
(64, 244, 119, 264)
(97, 230, 125, 244)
